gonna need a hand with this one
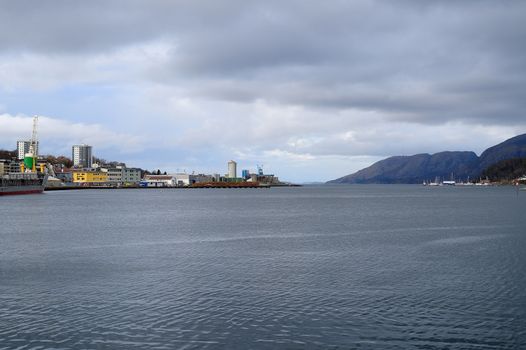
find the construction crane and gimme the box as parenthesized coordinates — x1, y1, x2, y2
(30, 115, 39, 172)
(24, 115, 39, 172)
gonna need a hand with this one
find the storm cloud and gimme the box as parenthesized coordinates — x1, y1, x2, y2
(0, 0, 525, 181)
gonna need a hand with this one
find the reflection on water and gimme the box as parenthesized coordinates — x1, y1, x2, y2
(1, 185, 525, 349)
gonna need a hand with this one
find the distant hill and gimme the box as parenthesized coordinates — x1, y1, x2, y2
(328, 133, 526, 184)
(481, 158, 526, 182)
(477, 134, 526, 172)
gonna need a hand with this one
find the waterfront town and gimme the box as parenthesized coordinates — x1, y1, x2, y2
(0, 141, 288, 189)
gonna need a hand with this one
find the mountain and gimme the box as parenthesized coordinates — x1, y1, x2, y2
(477, 134, 526, 173)
(328, 133, 526, 184)
(329, 151, 478, 184)
(481, 158, 526, 182)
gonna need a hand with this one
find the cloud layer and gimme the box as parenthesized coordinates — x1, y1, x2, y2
(0, 114, 144, 158)
(0, 1, 525, 181)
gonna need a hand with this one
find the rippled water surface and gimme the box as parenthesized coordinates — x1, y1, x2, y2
(1, 185, 525, 349)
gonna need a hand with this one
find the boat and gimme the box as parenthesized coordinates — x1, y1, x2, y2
(1, 172, 48, 196)
(456, 176, 474, 186)
(0, 116, 48, 196)
(427, 176, 441, 186)
(442, 173, 456, 186)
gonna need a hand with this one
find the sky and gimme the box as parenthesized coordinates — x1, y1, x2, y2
(0, 0, 525, 182)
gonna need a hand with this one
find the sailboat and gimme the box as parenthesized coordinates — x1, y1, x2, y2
(442, 172, 456, 186)
(428, 176, 441, 186)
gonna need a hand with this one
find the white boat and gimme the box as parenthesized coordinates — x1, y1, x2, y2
(442, 173, 456, 186)
(427, 176, 441, 186)
(457, 176, 474, 186)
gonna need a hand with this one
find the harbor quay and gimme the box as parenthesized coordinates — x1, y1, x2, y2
(0, 122, 294, 194)
(1, 135, 295, 193)
(45, 160, 288, 189)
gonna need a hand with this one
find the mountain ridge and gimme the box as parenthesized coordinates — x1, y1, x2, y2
(328, 133, 526, 184)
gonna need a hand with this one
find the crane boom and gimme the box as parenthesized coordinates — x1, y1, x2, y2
(30, 116, 39, 172)
(30, 116, 38, 156)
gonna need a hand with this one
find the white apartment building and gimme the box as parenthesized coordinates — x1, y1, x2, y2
(228, 160, 237, 178)
(72, 144, 93, 168)
(17, 140, 39, 160)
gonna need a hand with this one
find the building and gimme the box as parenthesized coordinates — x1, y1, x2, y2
(248, 173, 281, 185)
(192, 174, 215, 185)
(17, 140, 38, 160)
(72, 144, 93, 168)
(172, 173, 215, 186)
(228, 160, 237, 178)
(241, 169, 250, 179)
(72, 170, 108, 183)
(141, 173, 215, 187)
(0, 161, 5, 175)
(122, 168, 141, 183)
(140, 174, 177, 187)
(102, 167, 141, 184)
(173, 173, 191, 186)
(104, 168, 124, 183)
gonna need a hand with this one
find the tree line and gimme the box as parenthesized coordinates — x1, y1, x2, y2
(481, 157, 526, 181)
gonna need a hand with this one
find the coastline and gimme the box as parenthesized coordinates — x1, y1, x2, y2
(43, 184, 305, 191)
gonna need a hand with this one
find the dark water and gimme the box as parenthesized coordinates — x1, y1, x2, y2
(1, 185, 525, 349)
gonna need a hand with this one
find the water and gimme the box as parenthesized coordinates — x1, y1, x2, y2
(1, 185, 525, 349)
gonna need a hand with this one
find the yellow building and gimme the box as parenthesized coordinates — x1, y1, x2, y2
(72, 170, 108, 183)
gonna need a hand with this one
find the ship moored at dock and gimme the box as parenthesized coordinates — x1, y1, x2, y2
(0, 116, 49, 196)
(0, 172, 48, 196)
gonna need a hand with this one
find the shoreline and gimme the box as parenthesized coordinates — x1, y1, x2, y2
(44, 184, 306, 191)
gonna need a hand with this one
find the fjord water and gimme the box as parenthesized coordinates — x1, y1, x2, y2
(1, 185, 525, 349)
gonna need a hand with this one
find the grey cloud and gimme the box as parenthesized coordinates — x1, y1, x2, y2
(1, 0, 525, 127)
(167, 1, 526, 125)
(0, 0, 257, 54)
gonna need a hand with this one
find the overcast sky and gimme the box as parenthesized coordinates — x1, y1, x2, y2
(1, 0, 525, 182)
